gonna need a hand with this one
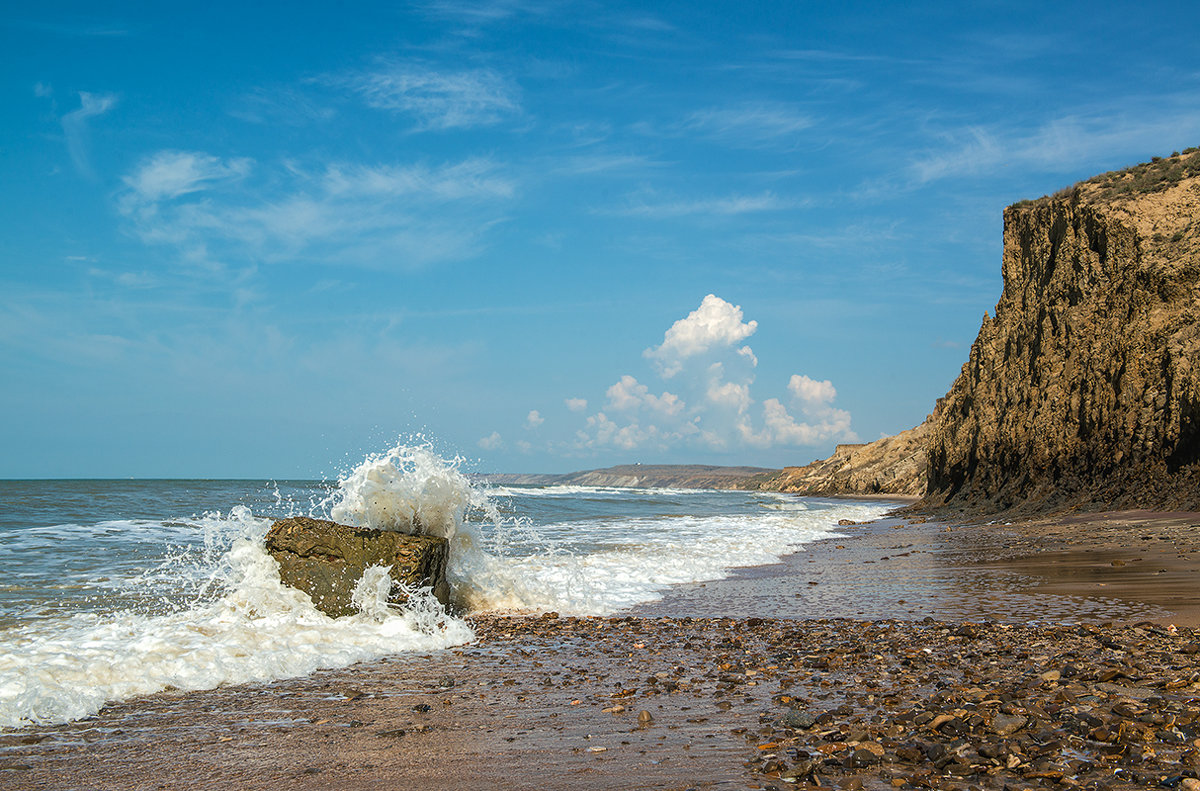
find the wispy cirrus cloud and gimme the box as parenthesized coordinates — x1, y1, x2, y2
(682, 102, 815, 147)
(121, 150, 252, 203)
(323, 159, 514, 200)
(61, 91, 117, 178)
(13, 18, 131, 37)
(228, 86, 336, 126)
(604, 190, 803, 218)
(550, 153, 665, 176)
(419, 0, 560, 23)
(339, 60, 520, 130)
(908, 99, 1200, 186)
(118, 151, 516, 272)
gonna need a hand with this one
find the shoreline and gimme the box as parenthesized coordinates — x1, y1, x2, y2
(632, 505, 1200, 628)
(4, 614, 1197, 790)
(3, 505, 1199, 790)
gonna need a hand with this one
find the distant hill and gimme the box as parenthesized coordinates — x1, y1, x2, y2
(475, 464, 775, 490)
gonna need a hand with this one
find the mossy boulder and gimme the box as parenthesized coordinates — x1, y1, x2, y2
(265, 516, 450, 617)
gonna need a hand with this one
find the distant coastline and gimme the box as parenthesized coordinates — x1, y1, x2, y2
(474, 463, 775, 490)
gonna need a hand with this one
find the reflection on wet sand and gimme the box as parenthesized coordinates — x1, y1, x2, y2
(632, 511, 1196, 626)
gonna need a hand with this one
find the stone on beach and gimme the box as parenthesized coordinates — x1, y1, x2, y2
(265, 516, 450, 617)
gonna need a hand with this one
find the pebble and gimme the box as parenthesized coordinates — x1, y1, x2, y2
(467, 615, 1200, 791)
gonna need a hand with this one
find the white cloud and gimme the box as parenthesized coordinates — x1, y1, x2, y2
(908, 104, 1200, 186)
(645, 294, 757, 378)
(420, 0, 554, 24)
(344, 61, 520, 130)
(322, 159, 514, 200)
(552, 153, 663, 176)
(571, 294, 856, 454)
(605, 375, 684, 415)
(565, 397, 588, 412)
(606, 190, 798, 218)
(478, 431, 503, 450)
(706, 377, 751, 413)
(122, 150, 252, 203)
(61, 91, 117, 178)
(576, 413, 674, 452)
(683, 102, 814, 147)
(788, 374, 836, 405)
(117, 151, 514, 272)
(516, 439, 533, 453)
(524, 409, 544, 429)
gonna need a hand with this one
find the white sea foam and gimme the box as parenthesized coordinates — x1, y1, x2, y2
(0, 505, 473, 729)
(453, 504, 884, 615)
(486, 484, 719, 498)
(326, 449, 889, 615)
(0, 442, 891, 729)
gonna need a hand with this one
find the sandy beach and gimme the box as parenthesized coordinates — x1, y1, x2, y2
(3, 508, 1199, 791)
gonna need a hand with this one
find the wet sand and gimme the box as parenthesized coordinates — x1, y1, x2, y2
(3, 508, 1200, 790)
(633, 507, 1200, 627)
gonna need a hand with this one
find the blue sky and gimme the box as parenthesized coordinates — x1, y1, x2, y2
(4, 1, 1200, 478)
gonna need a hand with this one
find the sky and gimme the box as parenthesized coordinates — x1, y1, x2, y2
(4, 1, 1200, 478)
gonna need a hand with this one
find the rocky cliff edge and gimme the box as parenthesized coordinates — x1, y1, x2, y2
(924, 148, 1200, 515)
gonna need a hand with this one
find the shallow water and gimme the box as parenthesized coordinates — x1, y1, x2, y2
(0, 445, 890, 728)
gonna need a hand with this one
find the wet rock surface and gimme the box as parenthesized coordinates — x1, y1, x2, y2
(265, 516, 449, 616)
(4, 614, 1198, 791)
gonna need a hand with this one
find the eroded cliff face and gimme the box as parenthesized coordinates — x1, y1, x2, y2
(925, 157, 1200, 515)
(746, 421, 929, 497)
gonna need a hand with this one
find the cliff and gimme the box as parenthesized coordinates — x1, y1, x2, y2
(924, 148, 1200, 515)
(743, 422, 929, 497)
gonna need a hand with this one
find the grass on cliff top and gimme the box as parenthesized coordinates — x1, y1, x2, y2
(1012, 146, 1200, 209)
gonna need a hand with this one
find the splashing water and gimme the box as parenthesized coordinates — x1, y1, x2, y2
(0, 442, 893, 729)
(0, 455, 482, 730)
(318, 444, 892, 617)
(326, 445, 490, 539)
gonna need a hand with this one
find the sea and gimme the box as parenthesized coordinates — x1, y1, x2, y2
(0, 444, 890, 730)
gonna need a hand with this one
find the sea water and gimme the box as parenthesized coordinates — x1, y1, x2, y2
(0, 444, 890, 729)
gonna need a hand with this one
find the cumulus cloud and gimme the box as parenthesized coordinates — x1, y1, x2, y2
(524, 409, 544, 429)
(739, 397, 855, 448)
(565, 397, 588, 412)
(572, 294, 856, 454)
(605, 375, 684, 415)
(706, 376, 751, 413)
(575, 413, 684, 452)
(644, 294, 757, 378)
(788, 373, 836, 405)
(478, 431, 503, 450)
